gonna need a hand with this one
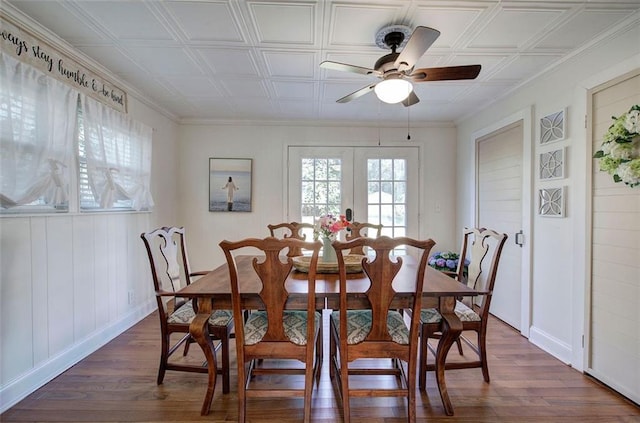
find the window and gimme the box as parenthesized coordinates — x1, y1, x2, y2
(0, 52, 76, 214)
(76, 99, 153, 211)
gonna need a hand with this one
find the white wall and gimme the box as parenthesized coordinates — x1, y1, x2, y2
(176, 123, 460, 271)
(456, 24, 640, 370)
(0, 10, 180, 412)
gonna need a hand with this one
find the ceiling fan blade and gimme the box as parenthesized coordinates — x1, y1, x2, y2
(409, 65, 482, 82)
(394, 26, 440, 72)
(320, 61, 380, 76)
(402, 91, 420, 107)
(336, 83, 377, 103)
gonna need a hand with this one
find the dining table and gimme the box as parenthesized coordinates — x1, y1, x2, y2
(177, 254, 478, 416)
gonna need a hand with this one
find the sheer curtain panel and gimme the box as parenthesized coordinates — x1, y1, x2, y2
(0, 52, 77, 212)
(79, 94, 153, 211)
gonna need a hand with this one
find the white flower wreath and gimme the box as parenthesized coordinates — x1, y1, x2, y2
(594, 104, 640, 187)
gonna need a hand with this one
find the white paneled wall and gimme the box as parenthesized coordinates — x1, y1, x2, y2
(0, 213, 156, 411)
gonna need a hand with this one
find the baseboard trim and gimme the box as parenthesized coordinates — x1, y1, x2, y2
(0, 301, 155, 413)
(529, 325, 572, 365)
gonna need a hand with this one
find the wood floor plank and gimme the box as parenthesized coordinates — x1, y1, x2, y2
(1, 313, 638, 422)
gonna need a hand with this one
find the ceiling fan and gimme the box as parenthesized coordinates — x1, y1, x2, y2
(320, 25, 481, 106)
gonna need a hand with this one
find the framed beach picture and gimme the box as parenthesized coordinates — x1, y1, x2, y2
(209, 158, 252, 212)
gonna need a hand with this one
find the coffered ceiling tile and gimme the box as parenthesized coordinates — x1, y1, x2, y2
(197, 48, 259, 76)
(491, 54, 562, 81)
(6, 0, 107, 42)
(327, 3, 407, 47)
(248, 1, 316, 45)
(77, 1, 175, 40)
(219, 79, 269, 98)
(185, 98, 238, 120)
(272, 81, 316, 100)
(534, 9, 632, 50)
(125, 46, 204, 75)
(75, 45, 144, 75)
(413, 83, 473, 102)
(278, 100, 316, 117)
(162, 76, 223, 98)
(411, 6, 488, 49)
(229, 97, 279, 118)
(464, 82, 520, 103)
(263, 51, 316, 78)
(468, 7, 566, 49)
(164, 1, 245, 42)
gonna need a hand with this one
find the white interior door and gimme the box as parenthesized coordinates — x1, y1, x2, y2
(288, 146, 419, 239)
(477, 122, 523, 330)
(588, 71, 640, 405)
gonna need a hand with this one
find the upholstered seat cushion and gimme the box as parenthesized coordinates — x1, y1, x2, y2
(244, 310, 321, 345)
(420, 300, 481, 324)
(167, 300, 233, 326)
(331, 310, 410, 345)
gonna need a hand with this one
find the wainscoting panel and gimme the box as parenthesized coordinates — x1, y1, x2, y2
(0, 213, 154, 412)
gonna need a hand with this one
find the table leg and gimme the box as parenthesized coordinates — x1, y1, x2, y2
(435, 297, 462, 416)
(189, 298, 218, 416)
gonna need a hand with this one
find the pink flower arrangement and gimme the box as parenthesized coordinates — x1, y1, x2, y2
(314, 214, 351, 240)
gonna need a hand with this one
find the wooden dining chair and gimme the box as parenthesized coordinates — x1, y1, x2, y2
(344, 221, 383, 255)
(219, 237, 323, 423)
(329, 236, 435, 423)
(267, 221, 315, 257)
(140, 227, 234, 403)
(418, 227, 508, 391)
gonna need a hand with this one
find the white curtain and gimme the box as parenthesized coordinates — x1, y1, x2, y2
(80, 94, 154, 210)
(0, 52, 77, 209)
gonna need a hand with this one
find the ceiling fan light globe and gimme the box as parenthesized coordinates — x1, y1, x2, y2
(374, 79, 413, 104)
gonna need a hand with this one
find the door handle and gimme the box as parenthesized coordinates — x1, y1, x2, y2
(515, 230, 524, 247)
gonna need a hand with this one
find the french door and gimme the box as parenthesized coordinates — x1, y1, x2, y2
(287, 146, 420, 240)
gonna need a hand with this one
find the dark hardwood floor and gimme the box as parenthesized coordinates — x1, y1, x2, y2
(2, 312, 638, 422)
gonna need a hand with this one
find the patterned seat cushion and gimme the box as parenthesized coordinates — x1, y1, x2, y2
(420, 300, 481, 324)
(331, 310, 410, 345)
(167, 300, 233, 326)
(244, 310, 321, 346)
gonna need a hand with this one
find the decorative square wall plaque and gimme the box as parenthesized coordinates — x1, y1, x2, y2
(539, 148, 565, 180)
(538, 187, 565, 217)
(540, 109, 566, 144)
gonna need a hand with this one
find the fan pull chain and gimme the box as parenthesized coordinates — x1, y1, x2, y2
(407, 88, 411, 141)
(378, 100, 381, 146)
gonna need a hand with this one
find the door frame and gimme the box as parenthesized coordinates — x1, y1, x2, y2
(470, 107, 533, 337)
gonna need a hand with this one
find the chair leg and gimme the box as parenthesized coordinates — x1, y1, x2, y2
(329, 322, 337, 380)
(418, 324, 428, 390)
(478, 330, 490, 382)
(236, 357, 246, 423)
(221, 328, 231, 393)
(183, 338, 191, 356)
(304, 353, 315, 423)
(315, 320, 323, 383)
(456, 337, 463, 355)
(340, 351, 351, 423)
(158, 334, 170, 385)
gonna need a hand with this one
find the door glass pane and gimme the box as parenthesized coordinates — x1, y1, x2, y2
(367, 158, 407, 243)
(301, 157, 342, 225)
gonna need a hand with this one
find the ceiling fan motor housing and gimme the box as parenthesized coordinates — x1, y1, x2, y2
(374, 28, 412, 75)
